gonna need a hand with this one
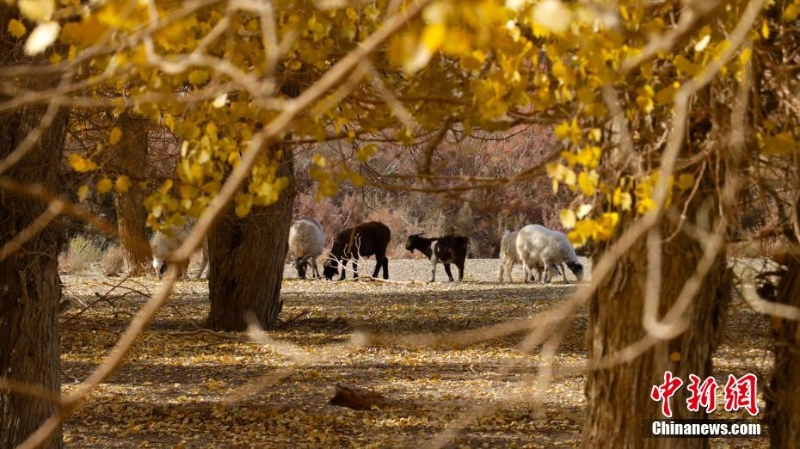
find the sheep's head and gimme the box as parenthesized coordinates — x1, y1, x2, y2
(405, 233, 425, 252)
(322, 259, 338, 280)
(566, 261, 584, 281)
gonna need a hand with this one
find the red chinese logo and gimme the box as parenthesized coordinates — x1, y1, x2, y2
(724, 373, 759, 416)
(651, 370, 684, 418)
(651, 371, 760, 417)
(686, 374, 718, 413)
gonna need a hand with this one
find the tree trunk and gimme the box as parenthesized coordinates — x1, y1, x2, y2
(0, 107, 69, 447)
(765, 256, 800, 447)
(111, 113, 152, 275)
(584, 213, 731, 448)
(207, 150, 294, 331)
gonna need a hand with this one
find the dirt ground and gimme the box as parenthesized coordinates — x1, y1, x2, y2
(58, 258, 772, 448)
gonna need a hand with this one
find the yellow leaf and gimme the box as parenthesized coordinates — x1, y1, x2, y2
(312, 154, 327, 167)
(669, 352, 682, 362)
(613, 188, 632, 211)
(420, 23, 446, 51)
(576, 146, 601, 169)
(188, 70, 209, 86)
(77, 184, 89, 202)
(356, 144, 377, 163)
(636, 95, 654, 113)
(18, 0, 54, 22)
(762, 132, 795, 156)
(68, 153, 98, 172)
(783, 4, 800, 21)
(115, 175, 131, 193)
(676, 173, 695, 190)
(554, 118, 581, 143)
(761, 20, 769, 39)
(567, 230, 586, 247)
(560, 209, 576, 229)
(574, 219, 598, 242)
(576, 204, 593, 219)
(24, 21, 60, 56)
(8, 19, 27, 38)
(694, 35, 711, 52)
(159, 179, 173, 194)
(637, 197, 655, 214)
(577, 171, 596, 196)
(597, 213, 619, 239)
(546, 162, 576, 190)
(739, 47, 752, 65)
(97, 177, 113, 193)
(532, 0, 573, 33)
(108, 126, 122, 145)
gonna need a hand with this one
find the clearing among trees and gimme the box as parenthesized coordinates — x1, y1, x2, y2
(59, 259, 770, 447)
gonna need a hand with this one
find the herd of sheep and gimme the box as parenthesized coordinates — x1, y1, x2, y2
(150, 218, 585, 284)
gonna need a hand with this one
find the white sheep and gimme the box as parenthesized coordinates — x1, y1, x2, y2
(498, 230, 520, 282)
(151, 225, 209, 280)
(515, 224, 584, 284)
(499, 229, 560, 283)
(288, 217, 325, 279)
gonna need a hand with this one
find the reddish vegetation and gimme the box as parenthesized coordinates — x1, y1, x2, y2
(295, 126, 573, 258)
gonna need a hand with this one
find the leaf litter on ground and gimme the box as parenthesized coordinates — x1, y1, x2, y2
(59, 258, 771, 448)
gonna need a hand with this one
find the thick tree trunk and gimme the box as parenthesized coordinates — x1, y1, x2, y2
(765, 257, 800, 447)
(207, 150, 294, 331)
(0, 109, 69, 448)
(112, 113, 151, 275)
(584, 216, 730, 448)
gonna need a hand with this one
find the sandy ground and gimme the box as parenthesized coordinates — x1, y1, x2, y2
(282, 256, 594, 283)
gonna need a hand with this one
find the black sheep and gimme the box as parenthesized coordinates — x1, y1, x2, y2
(323, 221, 391, 280)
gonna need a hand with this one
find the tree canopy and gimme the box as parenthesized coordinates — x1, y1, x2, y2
(5, 0, 796, 247)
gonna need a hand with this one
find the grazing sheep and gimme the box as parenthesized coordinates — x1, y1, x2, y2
(288, 217, 325, 279)
(406, 233, 469, 282)
(515, 224, 584, 284)
(151, 225, 209, 280)
(323, 221, 391, 280)
(499, 229, 561, 283)
(498, 230, 520, 282)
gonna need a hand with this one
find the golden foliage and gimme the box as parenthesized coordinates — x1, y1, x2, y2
(38, 0, 798, 243)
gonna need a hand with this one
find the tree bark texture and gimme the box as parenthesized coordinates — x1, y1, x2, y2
(765, 257, 800, 448)
(584, 213, 731, 448)
(207, 149, 294, 331)
(0, 91, 68, 449)
(111, 113, 151, 275)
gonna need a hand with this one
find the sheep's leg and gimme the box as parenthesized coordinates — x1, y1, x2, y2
(504, 261, 513, 282)
(557, 263, 569, 284)
(195, 248, 209, 280)
(311, 257, 320, 279)
(371, 254, 383, 278)
(541, 263, 553, 284)
(498, 262, 505, 283)
(381, 255, 389, 279)
(373, 254, 389, 279)
(429, 257, 437, 282)
(522, 262, 529, 284)
(443, 263, 455, 282)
